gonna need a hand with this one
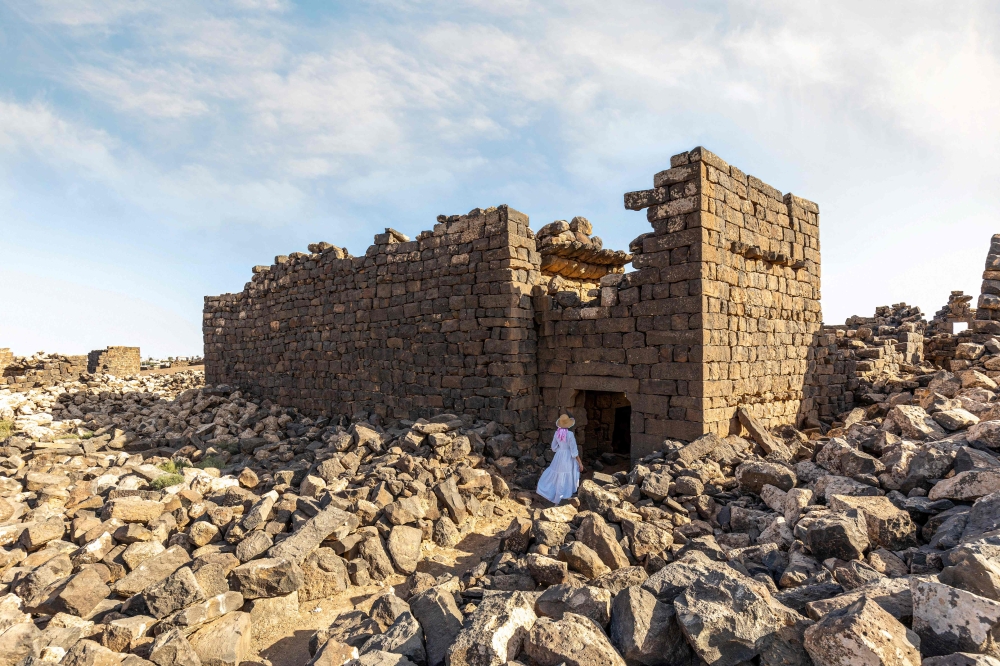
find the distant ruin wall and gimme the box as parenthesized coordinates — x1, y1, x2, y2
(203, 206, 541, 434)
(1, 353, 88, 391)
(0, 349, 12, 377)
(87, 346, 141, 377)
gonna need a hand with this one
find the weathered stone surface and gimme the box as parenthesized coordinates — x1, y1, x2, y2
(409, 586, 463, 666)
(113, 546, 191, 598)
(359, 611, 425, 664)
(148, 628, 201, 666)
(537, 583, 612, 627)
(799, 510, 870, 562)
(386, 525, 422, 575)
(248, 591, 298, 642)
(559, 541, 610, 579)
(267, 505, 358, 565)
(829, 495, 917, 550)
(912, 576, 1000, 657)
(889, 404, 947, 440)
(234, 530, 272, 562)
(736, 460, 796, 494)
(188, 612, 251, 666)
(299, 548, 350, 602)
(930, 469, 1000, 501)
(804, 597, 919, 666)
(673, 560, 790, 666)
(447, 591, 536, 666)
(57, 567, 111, 616)
(230, 558, 303, 600)
(143, 567, 206, 619)
(524, 612, 625, 666)
(0, 621, 41, 666)
(527, 553, 567, 586)
(576, 513, 629, 571)
(609, 584, 693, 666)
(159, 591, 244, 631)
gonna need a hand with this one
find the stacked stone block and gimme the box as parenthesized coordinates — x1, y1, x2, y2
(204, 206, 541, 435)
(974, 234, 1000, 338)
(87, 346, 141, 377)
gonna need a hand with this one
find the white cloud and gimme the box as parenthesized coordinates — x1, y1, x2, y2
(3, 0, 1000, 341)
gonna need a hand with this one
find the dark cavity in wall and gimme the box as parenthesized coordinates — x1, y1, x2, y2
(581, 391, 631, 457)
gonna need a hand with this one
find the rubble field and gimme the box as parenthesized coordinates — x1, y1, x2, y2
(4, 327, 1000, 666)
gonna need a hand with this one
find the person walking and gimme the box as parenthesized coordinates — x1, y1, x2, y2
(536, 414, 584, 504)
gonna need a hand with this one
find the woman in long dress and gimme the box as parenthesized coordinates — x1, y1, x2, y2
(536, 414, 584, 504)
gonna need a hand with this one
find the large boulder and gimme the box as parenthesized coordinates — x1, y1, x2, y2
(576, 514, 630, 571)
(559, 542, 610, 579)
(673, 559, 794, 666)
(537, 584, 612, 627)
(912, 576, 1000, 657)
(359, 611, 425, 666)
(267, 506, 358, 565)
(888, 404, 947, 441)
(803, 597, 919, 666)
(736, 460, 796, 494)
(447, 591, 536, 666)
(930, 470, 1000, 501)
(828, 495, 917, 550)
(386, 526, 422, 575)
(229, 558, 303, 600)
(799, 510, 870, 561)
(409, 587, 463, 666)
(523, 612, 626, 666)
(188, 612, 252, 666)
(300, 548, 350, 602)
(608, 585, 695, 666)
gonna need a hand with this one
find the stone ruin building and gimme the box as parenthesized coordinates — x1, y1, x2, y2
(0, 346, 141, 390)
(204, 147, 826, 461)
(87, 346, 142, 376)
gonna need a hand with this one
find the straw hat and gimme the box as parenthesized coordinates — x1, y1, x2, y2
(556, 414, 575, 429)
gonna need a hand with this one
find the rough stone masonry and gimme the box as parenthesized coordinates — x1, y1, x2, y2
(204, 147, 821, 460)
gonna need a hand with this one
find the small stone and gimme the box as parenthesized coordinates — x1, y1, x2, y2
(238, 468, 258, 489)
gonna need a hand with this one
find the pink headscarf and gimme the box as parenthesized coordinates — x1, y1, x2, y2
(552, 427, 569, 451)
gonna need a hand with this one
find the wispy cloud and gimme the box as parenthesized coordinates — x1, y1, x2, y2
(1, 0, 999, 357)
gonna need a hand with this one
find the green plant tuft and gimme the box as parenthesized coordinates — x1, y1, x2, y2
(150, 473, 184, 490)
(157, 460, 190, 475)
(0, 421, 13, 439)
(195, 455, 226, 470)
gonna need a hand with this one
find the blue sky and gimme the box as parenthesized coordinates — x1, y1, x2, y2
(1, 0, 998, 358)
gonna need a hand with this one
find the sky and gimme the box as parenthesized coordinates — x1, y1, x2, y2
(1, 0, 998, 358)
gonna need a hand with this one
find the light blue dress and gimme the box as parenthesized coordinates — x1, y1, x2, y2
(536, 428, 580, 504)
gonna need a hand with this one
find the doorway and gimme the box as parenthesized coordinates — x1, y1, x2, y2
(582, 391, 631, 458)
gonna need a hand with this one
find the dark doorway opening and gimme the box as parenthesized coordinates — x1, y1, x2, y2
(582, 391, 631, 458)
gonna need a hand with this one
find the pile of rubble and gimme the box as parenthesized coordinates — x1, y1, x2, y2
(7, 358, 1000, 665)
(0, 353, 89, 392)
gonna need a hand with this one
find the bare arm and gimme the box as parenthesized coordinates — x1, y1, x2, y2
(576, 456, 584, 472)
